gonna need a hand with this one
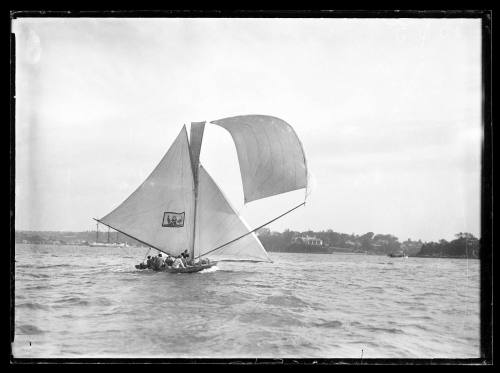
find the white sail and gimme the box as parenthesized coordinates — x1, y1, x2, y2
(194, 165, 272, 262)
(99, 126, 195, 256)
(211, 115, 308, 203)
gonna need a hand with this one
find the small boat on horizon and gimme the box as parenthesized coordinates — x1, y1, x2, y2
(90, 224, 128, 248)
(388, 252, 408, 258)
(88, 242, 127, 248)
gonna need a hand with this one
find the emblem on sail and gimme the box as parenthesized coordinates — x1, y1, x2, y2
(95, 115, 308, 264)
(162, 212, 185, 228)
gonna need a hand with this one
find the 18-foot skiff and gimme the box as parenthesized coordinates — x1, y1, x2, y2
(94, 115, 309, 273)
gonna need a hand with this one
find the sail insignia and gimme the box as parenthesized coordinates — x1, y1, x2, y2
(162, 212, 185, 228)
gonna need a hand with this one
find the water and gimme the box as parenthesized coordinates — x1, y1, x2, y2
(13, 244, 480, 358)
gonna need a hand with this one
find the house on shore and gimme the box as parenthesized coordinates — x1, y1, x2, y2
(292, 235, 323, 246)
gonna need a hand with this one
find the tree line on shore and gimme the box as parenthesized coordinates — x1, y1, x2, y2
(14, 230, 145, 247)
(256, 228, 480, 258)
(416, 232, 480, 258)
(14, 229, 480, 259)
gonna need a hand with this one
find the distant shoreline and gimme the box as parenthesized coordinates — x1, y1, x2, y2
(14, 242, 479, 260)
(14, 229, 480, 260)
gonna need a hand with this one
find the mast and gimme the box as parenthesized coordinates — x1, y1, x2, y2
(189, 121, 206, 260)
(96, 222, 99, 243)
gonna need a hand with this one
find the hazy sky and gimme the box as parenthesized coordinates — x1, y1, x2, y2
(13, 18, 482, 241)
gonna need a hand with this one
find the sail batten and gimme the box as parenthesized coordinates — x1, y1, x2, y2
(211, 115, 308, 203)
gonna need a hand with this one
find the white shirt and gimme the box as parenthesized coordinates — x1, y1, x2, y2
(172, 258, 184, 269)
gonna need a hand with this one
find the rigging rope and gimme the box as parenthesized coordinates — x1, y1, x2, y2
(195, 201, 306, 259)
(92, 218, 173, 257)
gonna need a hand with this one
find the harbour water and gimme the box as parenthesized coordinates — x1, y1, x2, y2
(13, 244, 480, 358)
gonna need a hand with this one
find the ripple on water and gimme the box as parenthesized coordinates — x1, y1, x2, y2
(36, 264, 72, 269)
(239, 311, 306, 328)
(53, 296, 90, 307)
(16, 302, 50, 311)
(264, 295, 310, 309)
(23, 273, 51, 279)
(403, 323, 429, 331)
(310, 319, 343, 329)
(360, 325, 405, 334)
(17, 324, 45, 335)
(23, 284, 51, 291)
(253, 284, 274, 289)
(364, 286, 385, 294)
(349, 340, 380, 348)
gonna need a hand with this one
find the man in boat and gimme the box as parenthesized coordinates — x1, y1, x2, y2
(157, 253, 165, 269)
(151, 254, 164, 270)
(172, 255, 186, 269)
(150, 255, 158, 270)
(145, 256, 152, 268)
(165, 255, 174, 267)
(181, 249, 192, 266)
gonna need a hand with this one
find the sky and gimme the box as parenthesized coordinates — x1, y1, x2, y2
(13, 17, 482, 242)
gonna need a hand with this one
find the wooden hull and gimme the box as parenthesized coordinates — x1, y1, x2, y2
(135, 262, 217, 273)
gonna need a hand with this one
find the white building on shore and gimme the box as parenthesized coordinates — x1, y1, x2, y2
(292, 235, 323, 246)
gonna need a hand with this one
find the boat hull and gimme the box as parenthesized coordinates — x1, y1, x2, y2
(135, 262, 217, 273)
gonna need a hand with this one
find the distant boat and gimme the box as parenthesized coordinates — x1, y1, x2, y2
(388, 252, 408, 258)
(94, 115, 309, 273)
(88, 242, 126, 248)
(90, 224, 127, 247)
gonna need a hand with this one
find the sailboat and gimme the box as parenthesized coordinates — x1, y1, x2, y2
(88, 224, 126, 247)
(94, 115, 308, 273)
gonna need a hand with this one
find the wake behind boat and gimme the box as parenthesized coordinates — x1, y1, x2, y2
(94, 115, 309, 273)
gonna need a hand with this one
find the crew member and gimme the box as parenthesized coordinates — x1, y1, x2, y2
(172, 255, 186, 269)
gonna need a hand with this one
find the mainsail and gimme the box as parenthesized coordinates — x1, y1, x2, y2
(98, 126, 195, 256)
(194, 165, 271, 262)
(211, 115, 308, 203)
